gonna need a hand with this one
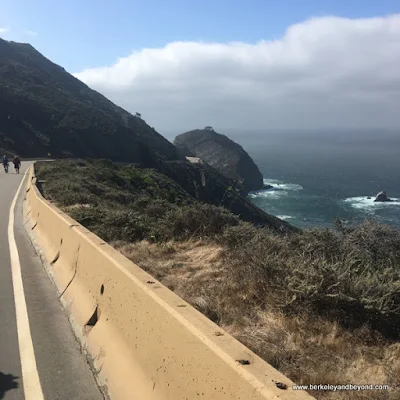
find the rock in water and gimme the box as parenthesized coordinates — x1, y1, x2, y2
(174, 128, 264, 193)
(374, 191, 391, 202)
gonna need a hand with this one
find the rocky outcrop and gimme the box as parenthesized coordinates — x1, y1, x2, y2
(174, 129, 264, 193)
(0, 38, 181, 166)
(374, 191, 391, 202)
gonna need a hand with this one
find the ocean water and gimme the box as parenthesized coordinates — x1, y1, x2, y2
(228, 129, 400, 229)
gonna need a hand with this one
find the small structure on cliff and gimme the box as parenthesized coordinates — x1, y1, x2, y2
(185, 156, 202, 164)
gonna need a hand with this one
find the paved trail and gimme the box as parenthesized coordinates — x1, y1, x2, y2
(0, 163, 104, 400)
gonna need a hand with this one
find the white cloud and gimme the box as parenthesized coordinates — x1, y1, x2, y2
(24, 30, 37, 36)
(74, 14, 400, 132)
(0, 27, 8, 34)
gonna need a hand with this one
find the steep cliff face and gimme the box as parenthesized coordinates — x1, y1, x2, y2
(0, 39, 181, 165)
(174, 129, 264, 193)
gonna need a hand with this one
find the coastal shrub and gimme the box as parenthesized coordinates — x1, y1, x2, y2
(221, 221, 400, 338)
(36, 160, 240, 243)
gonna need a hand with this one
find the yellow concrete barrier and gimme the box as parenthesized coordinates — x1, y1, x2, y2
(24, 166, 314, 400)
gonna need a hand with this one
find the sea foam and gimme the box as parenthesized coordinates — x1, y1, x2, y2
(276, 215, 294, 220)
(344, 196, 400, 211)
(248, 178, 304, 199)
(263, 178, 304, 192)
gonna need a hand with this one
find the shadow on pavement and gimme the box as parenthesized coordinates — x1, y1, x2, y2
(0, 372, 19, 399)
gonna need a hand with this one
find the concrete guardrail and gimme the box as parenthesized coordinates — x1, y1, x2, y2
(24, 165, 314, 400)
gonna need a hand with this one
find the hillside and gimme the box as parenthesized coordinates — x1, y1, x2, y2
(174, 128, 264, 192)
(0, 38, 296, 231)
(0, 38, 180, 165)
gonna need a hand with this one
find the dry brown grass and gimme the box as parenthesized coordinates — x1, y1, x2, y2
(115, 239, 400, 400)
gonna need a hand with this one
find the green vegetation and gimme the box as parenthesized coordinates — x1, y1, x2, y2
(36, 160, 241, 243)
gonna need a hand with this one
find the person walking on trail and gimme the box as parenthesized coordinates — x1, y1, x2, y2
(13, 155, 21, 174)
(3, 155, 9, 173)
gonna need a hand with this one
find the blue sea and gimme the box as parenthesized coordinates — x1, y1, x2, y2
(227, 129, 400, 229)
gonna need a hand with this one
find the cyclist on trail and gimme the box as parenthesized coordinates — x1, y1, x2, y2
(13, 155, 21, 174)
(3, 155, 9, 173)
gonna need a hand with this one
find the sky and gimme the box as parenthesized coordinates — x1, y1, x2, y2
(1, 0, 400, 133)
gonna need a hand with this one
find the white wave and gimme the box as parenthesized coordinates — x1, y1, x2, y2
(248, 190, 288, 199)
(344, 196, 400, 211)
(249, 177, 304, 199)
(277, 215, 294, 220)
(263, 178, 304, 192)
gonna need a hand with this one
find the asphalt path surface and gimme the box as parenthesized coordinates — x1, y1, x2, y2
(0, 162, 104, 400)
